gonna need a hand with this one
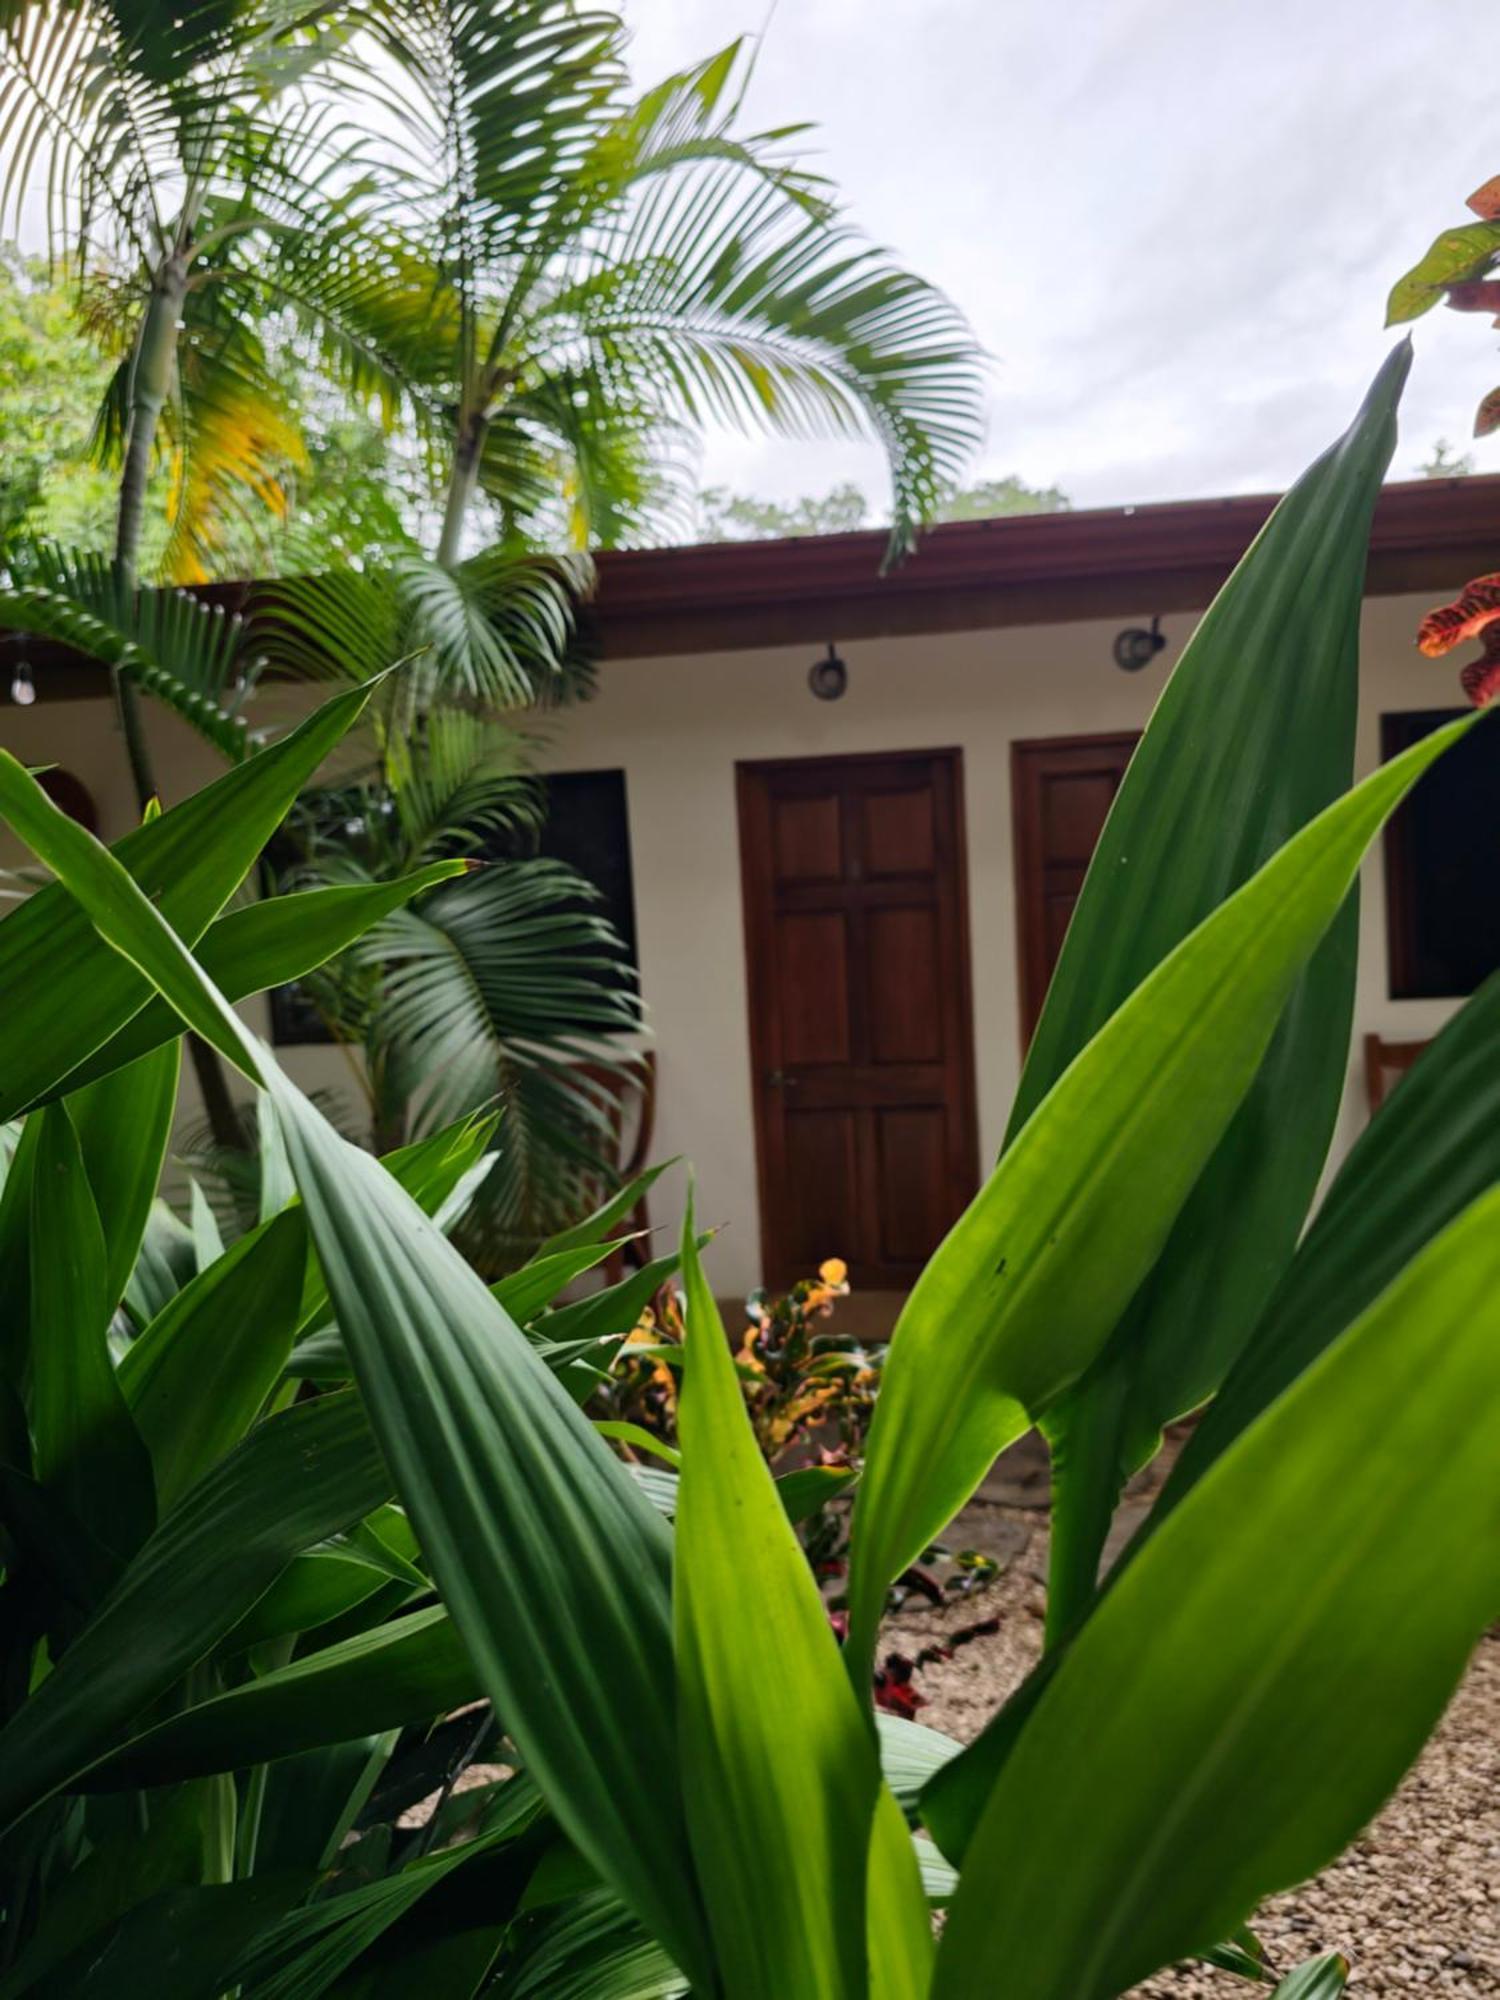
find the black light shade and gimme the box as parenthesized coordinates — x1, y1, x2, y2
(809, 643, 848, 700)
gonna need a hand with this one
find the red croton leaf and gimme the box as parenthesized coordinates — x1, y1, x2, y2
(1444, 280, 1500, 314)
(1417, 573, 1500, 706)
(1469, 175, 1500, 221)
(1475, 387, 1500, 438)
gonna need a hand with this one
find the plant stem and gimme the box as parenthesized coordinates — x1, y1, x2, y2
(112, 256, 187, 810)
(115, 251, 248, 1156)
(436, 412, 487, 566)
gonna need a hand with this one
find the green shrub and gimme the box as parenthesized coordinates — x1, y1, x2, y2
(1, 345, 1499, 1998)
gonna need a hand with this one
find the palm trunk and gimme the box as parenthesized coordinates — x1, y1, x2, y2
(436, 412, 488, 567)
(112, 256, 187, 807)
(115, 254, 248, 1158)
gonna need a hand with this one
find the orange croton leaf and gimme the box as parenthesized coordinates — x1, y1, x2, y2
(818, 1257, 849, 1287)
(1417, 573, 1500, 707)
(1469, 175, 1500, 221)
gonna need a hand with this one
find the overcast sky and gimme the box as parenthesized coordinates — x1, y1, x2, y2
(622, 0, 1500, 516)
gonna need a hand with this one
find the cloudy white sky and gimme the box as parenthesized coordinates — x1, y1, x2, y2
(622, 0, 1500, 515)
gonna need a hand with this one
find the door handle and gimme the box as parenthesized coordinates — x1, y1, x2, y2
(766, 1070, 800, 1089)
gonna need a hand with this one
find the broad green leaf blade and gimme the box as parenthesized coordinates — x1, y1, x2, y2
(221, 1528, 423, 1654)
(190, 1179, 224, 1270)
(119, 1207, 306, 1509)
(874, 1711, 964, 1820)
(43, 1876, 313, 2000)
(537, 1161, 673, 1257)
(1272, 1955, 1349, 1999)
(0, 1113, 41, 1398)
(535, 1246, 682, 1347)
(845, 711, 1478, 1675)
(1012, 348, 1404, 1636)
(491, 1239, 624, 1324)
(0, 754, 264, 1084)
(261, 1065, 710, 1985)
(66, 1041, 182, 1308)
(0, 1785, 217, 2000)
(227, 1782, 544, 2000)
(54, 866, 469, 1098)
(0, 1392, 388, 1835)
(255, 1733, 399, 1876)
(867, 1785, 937, 2000)
(675, 1200, 902, 2000)
(1154, 964, 1500, 1529)
(0, 680, 374, 1118)
(931, 1186, 1500, 2000)
(497, 1888, 686, 2000)
(86, 1606, 479, 1790)
(28, 1102, 155, 1564)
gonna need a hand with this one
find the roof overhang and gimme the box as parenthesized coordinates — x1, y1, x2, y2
(588, 475, 1500, 658)
(5, 476, 1496, 702)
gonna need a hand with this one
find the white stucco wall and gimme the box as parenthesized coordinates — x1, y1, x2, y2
(0, 590, 1464, 1295)
(529, 591, 1464, 1295)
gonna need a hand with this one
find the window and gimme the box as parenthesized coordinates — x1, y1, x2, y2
(262, 767, 638, 1047)
(523, 768, 638, 978)
(1382, 708, 1500, 999)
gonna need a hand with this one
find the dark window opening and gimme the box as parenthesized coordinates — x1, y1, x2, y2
(261, 768, 637, 1047)
(1382, 708, 1500, 1000)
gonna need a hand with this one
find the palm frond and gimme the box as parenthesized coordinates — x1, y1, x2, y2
(250, 543, 594, 711)
(538, 162, 987, 557)
(384, 708, 543, 862)
(0, 541, 259, 756)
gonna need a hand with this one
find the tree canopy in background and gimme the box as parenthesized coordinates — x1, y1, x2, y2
(694, 472, 1069, 542)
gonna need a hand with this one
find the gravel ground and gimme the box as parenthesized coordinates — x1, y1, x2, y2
(879, 1441, 1499, 1996)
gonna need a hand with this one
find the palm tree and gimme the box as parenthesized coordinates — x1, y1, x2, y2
(316, 13, 985, 567)
(0, 0, 365, 799)
(268, 706, 641, 1264)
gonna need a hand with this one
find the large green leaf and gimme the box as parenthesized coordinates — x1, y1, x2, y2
(118, 1207, 306, 1510)
(494, 1889, 686, 2000)
(675, 1204, 914, 1999)
(1012, 347, 1405, 1637)
(16, 779, 713, 1984)
(27, 1102, 155, 1565)
(1155, 965, 1500, 1526)
(65, 1041, 182, 1307)
(931, 1185, 1500, 2000)
(54, 865, 467, 1099)
(0, 679, 375, 1119)
(38, 1875, 313, 2000)
(259, 1067, 711, 1985)
(227, 1781, 546, 2000)
(0, 1392, 389, 1834)
(844, 710, 1476, 1674)
(87, 1606, 478, 1790)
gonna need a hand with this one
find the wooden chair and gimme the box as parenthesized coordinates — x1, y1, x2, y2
(1363, 1033, 1430, 1115)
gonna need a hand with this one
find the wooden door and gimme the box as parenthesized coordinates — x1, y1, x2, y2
(737, 750, 979, 1289)
(1012, 733, 1139, 1044)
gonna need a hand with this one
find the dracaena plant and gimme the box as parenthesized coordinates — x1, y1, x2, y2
(3, 347, 1500, 2000)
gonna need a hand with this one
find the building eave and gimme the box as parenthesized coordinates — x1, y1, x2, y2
(588, 475, 1500, 658)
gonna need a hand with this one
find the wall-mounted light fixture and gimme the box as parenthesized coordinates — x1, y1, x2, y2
(808, 642, 848, 701)
(1112, 616, 1166, 674)
(8, 660, 34, 706)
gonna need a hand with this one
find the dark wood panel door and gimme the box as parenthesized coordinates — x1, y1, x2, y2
(1012, 732, 1139, 1044)
(738, 751, 979, 1289)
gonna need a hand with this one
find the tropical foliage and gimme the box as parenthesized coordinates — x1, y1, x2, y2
(694, 472, 1069, 542)
(0, 345, 1497, 1998)
(0, 0, 985, 1220)
(1389, 169, 1500, 434)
